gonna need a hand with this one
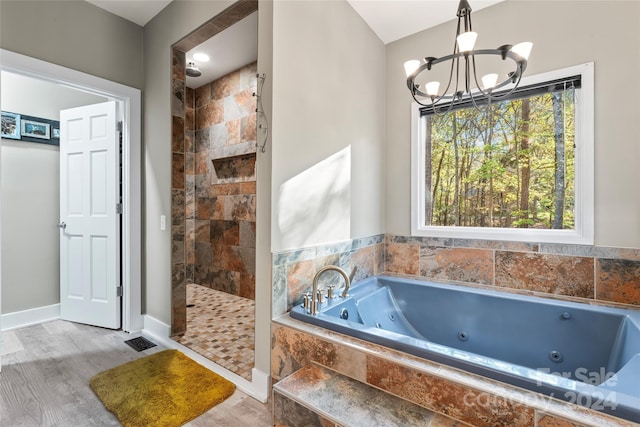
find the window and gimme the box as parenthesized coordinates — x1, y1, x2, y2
(411, 63, 594, 243)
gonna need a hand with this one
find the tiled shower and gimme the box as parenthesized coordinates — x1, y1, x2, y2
(171, 47, 258, 380)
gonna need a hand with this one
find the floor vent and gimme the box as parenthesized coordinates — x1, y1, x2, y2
(124, 336, 157, 352)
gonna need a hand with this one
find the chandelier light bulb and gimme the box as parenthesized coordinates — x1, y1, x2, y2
(481, 73, 499, 90)
(425, 81, 441, 97)
(404, 60, 421, 77)
(511, 42, 533, 61)
(456, 31, 478, 53)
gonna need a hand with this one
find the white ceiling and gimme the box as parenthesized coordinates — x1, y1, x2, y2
(346, 0, 503, 44)
(86, 0, 172, 27)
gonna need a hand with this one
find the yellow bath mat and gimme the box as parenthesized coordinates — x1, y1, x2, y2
(90, 349, 235, 427)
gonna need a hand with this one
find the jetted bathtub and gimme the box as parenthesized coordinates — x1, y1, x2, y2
(290, 275, 640, 422)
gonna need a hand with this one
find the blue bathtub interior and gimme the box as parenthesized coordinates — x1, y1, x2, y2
(290, 275, 640, 422)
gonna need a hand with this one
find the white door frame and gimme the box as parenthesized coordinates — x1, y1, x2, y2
(0, 49, 142, 332)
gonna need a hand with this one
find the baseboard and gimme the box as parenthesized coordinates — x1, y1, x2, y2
(1, 304, 61, 331)
(142, 314, 270, 402)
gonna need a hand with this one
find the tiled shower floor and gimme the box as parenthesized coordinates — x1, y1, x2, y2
(174, 283, 255, 381)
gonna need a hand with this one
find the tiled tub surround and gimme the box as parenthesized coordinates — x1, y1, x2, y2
(271, 235, 640, 426)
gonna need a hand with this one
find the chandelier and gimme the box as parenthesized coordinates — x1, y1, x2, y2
(404, 0, 532, 110)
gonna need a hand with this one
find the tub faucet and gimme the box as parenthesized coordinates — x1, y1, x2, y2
(311, 265, 351, 315)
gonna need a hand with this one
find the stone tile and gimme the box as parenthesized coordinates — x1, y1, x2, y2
(274, 364, 436, 427)
(225, 118, 242, 145)
(537, 413, 587, 427)
(185, 219, 195, 264)
(195, 128, 210, 152)
(420, 246, 494, 285)
(185, 175, 195, 219)
(171, 78, 185, 117)
(224, 194, 256, 221)
(175, 284, 255, 380)
(172, 189, 185, 226)
(286, 259, 316, 310)
(186, 87, 194, 109)
(241, 112, 257, 143)
(239, 62, 258, 90)
(185, 152, 194, 175)
(234, 88, 256, 116)
(195, 220, 210, 243)
(172, 153, 185, 189)
(541, 245, 640, 260)
(197, 99, 224, 129)
(347, 246, 376, 283)
(596, 259, 640, 306)
(271, 324, 366, 383)
(172, 115, 184, 152)
(171, 278, 186, 335)
(195, 151, 209, 175)
(210, 122, 228, 149)
(195, 83, 210, 108)
(237, 247, 255, 275)
(239, 220, 256, 247)
(273, 392, 334, 427)
(427, 415, 467, 426)
(195, 174, 210, 198)
(195, 242, 213, 270)
(196, 197, 211, 220)
(453, 238, 538, 252)
(212, 154, 256, 183)
(172, 48, 185, 80)
(185, 130, 195, 153)
(211, 196, 225, 220)
(272, 264, 288, 317)
(172, 230, 184, 265)
(385, 242, 420, 275)
(212, 70, 240, 100)
(495, 252, 594, 298)
(185, 107, 195, 133)
(210, 220, 225, 242)
(223, 220, 240, 246)
(209, 268, 239, 295)
(238, 272, 255, 300)
(366, 356, 535, 427)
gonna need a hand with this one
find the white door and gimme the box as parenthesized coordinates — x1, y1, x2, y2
(59, 101, 120, 329)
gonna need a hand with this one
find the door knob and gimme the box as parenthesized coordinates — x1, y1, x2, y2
(58, 221, 67, 230)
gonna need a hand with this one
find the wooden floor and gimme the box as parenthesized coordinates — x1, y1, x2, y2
(0, 320, 272, 426)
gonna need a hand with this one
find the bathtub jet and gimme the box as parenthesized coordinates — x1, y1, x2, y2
(290, 275, 640, 423)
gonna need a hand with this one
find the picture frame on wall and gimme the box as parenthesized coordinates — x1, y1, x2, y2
(1, 111, 21, 139)
(21, 118, 51, 140)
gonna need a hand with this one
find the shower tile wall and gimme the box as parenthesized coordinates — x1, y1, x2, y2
(171, 48, 187, 335)
(192, 62, 257, 300)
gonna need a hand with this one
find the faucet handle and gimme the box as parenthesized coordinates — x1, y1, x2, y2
(327, 285, 335, 299)
(316, 288, 326, 305)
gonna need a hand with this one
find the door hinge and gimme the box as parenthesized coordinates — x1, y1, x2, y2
(116, 203, 123, 214)
(116, 286, 123, 297)
(117, 121, 123, 133)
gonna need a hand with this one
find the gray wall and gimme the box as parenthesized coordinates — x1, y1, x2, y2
(142, 0, 235, 328)
(1, 71, 106, 314)
(385, 0, 640, 248)
(271, 0, 386, 251)
(0, 0, 143, 89)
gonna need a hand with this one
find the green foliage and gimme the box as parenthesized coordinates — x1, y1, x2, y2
(426, 89, 575, 229)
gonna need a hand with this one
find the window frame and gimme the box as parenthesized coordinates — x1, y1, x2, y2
(410, 62, 594, 244)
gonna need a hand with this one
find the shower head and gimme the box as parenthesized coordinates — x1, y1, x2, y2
(186, 62, 201, 77)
